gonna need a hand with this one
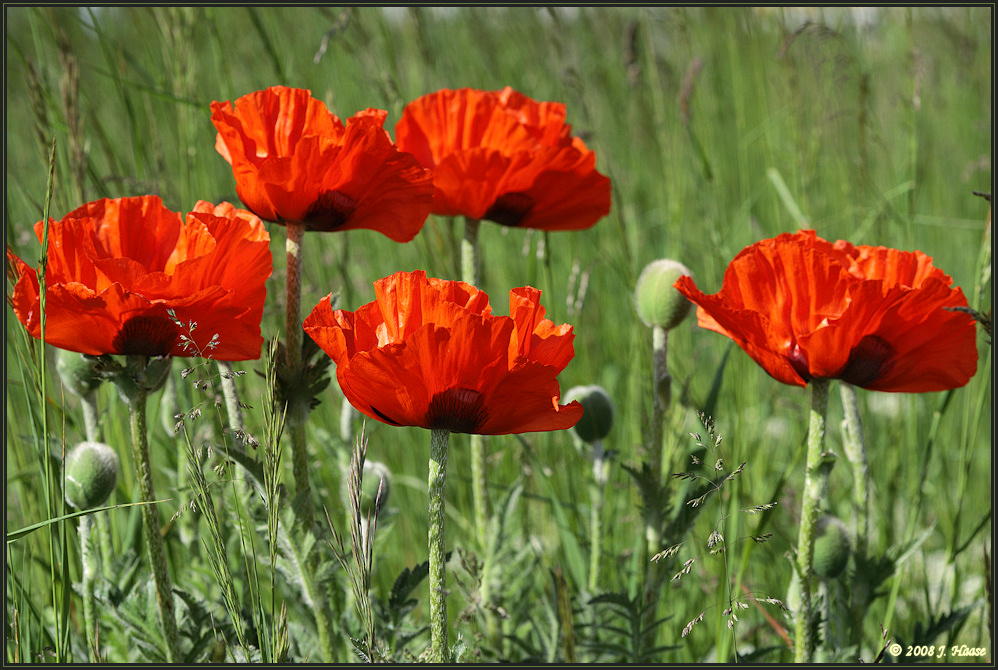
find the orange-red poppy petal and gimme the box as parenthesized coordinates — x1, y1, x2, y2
(8, 196, 271, 361)
(212, 86, 433, 239)
(305, 270, 580, 435)
(396, 87, 611, 231)
(675, 230, 979, 393)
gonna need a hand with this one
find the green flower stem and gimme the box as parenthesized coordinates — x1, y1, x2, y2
(78, 388, 116, 588)
(428, 428, 451, 662)
(839, 383, 869, 559)
(793, 378, 831, 664)
(588, 439, 607, 593)
(78, 515, 99, 661)
(839, 381, 870, 652)
(285, 221, 314, 529)
(647, 325, 669, 548)
(462, 217, 490, 551)
(123, 355, 181, 663)
(218, 360, 244, 433)
(283, 223, 335, 661)
(641, 325, 669, 648)
(461, 217, 481, 286)
(80, 389, 101, 443)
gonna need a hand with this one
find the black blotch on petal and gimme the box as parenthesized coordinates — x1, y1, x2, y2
(425, 387, 488, 434)
(836, 334, 896, 388)
(112, 316, 180, 356)
(303, 190, 358, 232)
(484, 192, 534, 228)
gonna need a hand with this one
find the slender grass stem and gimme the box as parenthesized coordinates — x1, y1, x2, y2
(122, 355, 181, 663)
(428, 428, 450, 662)
(462, 217, 490, 551)
(793, 379, 830, 664)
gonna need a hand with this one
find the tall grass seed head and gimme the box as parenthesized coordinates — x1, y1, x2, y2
(812, 515, 852, 579)
(341, 459, 392, 518)
(56, 350, 104, 396)
(65, 441, 120, 509)
(635, 259, 694, 330)
(563, 384, 615, 443)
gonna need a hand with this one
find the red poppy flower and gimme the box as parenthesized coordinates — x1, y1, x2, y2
(303, 270, 583, 434)
(673, 230, 979, 393)
(395, 87, 611, 230)
(7, 196, 272, 361)
(210, 86, 433, 242)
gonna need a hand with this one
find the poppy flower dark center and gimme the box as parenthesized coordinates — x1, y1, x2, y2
(835, 334, 896, 388)
(303, 189, 358, 232)
(112, 316, 180, 357)
(484, 192, 534, 227)
(425, 387, 488, 433)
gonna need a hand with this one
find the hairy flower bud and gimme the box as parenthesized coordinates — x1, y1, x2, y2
(635, 259, 694, 330)
(563, 385, 615, 444)
(812, 515, 852, 579)
(65, 441, 120, 510)
(56, 350, 103, 397)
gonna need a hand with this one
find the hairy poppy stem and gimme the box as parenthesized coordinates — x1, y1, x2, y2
(80, 389, 101, 443)
(80, 388, 116, 577)
(78, 515, 99, 661)
(839, 381, 870, 652)
(839, 383, 869, 559)
(793, 378, 830, 663)
(285, 221, 314, 528)
(641, 325, 669, 647)
(428, 428, 450, 662)
(588, 438, 607, 593)
(122, 355, 182, 663)
(462, 217, 490, 551)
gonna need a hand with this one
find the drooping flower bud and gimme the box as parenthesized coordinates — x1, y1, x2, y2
(64, 441, 120, 510)
(56, 350, 103, 397)
(812, 515, 852, 579)
(634, 259, 694, 330)
(563, 385, 615, 444)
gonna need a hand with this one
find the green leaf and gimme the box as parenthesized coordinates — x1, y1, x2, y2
(6, 500, 169, 544)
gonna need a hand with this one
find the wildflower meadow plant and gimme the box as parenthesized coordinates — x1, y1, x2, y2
(674, 229, 980, 662)
(210, 85, 434, 531)
(7, 195, 272, 663)
(395, 86, 612, 549)
(304, 269, 582, 661)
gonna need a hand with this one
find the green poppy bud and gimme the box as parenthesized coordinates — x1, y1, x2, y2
(563, 385, 615, 443)
(142, 356, 172, 393)
(64, 441, 120, 510)
(812, 515, 851, 579)
(634, 259, 694, 330)
(56, 351, 103, 397)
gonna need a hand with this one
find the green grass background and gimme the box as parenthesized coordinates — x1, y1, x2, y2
(5, 6, 992, 663)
